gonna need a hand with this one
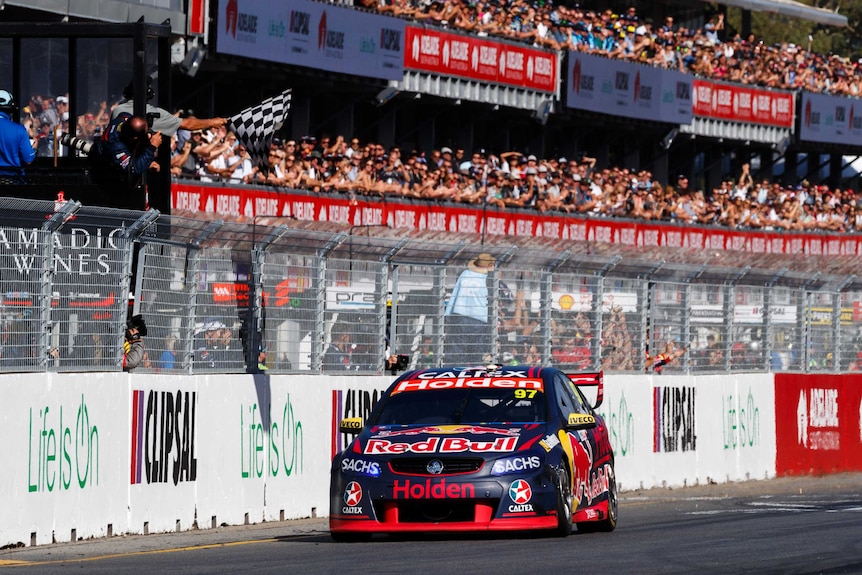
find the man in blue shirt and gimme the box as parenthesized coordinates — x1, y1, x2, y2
(0, 89, 36, 178)
(444, 253, 496, 365)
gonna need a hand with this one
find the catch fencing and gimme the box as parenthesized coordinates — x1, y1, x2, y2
(1, 197, 860, 375)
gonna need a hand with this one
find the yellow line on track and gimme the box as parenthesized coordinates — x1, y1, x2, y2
(0, 538, 280, 568)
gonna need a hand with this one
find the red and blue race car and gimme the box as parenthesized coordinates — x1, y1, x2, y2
(330, 365, 617, 540)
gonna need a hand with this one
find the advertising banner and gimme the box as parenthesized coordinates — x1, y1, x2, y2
(173, 183, 862, 257)
(216, 0, 404, 81)
(128, 376, 201, 535)
(404, 25, 556, 93)
(774, 373, 862, 476)
(692, 79, 794, 128)
(565, 52, 692, 124)
(0, 373, 130, 546)
(799, 92, 862, 146)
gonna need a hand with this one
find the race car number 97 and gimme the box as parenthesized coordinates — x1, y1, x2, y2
(514, 389, 537, 399)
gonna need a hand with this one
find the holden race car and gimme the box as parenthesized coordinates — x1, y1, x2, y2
(329, 365, 617, 540)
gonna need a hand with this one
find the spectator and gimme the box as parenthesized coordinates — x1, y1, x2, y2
(112, 77, 226, 137)
(123, 315, 147, 372)
(195, 319, 226, 369)
(88, 113, 160, 196)
(649, 340, 687, 374)
(158, 335, 177, 370)
(324, 323, 356, 371)
(444, 253, 496, 365)
(0, 89, 37, 178)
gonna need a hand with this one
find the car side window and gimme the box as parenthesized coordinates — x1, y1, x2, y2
(554, 373, 590, 415)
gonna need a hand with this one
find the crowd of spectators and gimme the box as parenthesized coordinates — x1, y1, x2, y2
(368, 1, 862, 96)
(174, 126, 862, 233)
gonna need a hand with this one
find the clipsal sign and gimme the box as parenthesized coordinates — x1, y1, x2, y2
(364, 436, 518, 454)
(393, 478, 475, 499)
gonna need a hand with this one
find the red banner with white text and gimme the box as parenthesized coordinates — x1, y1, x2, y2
(692, 79, 794, 128)
(774, 374, 862, 476)
(172, 183, 862, 257)
(404, 25, 556, 93)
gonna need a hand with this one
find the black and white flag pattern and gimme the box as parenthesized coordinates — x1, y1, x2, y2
(228, 89, 292, 170)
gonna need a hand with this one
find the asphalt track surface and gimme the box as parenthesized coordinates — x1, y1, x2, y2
(2, 473, 861, 575)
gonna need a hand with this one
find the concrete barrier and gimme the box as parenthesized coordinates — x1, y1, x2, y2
(2, 371, 859, 547)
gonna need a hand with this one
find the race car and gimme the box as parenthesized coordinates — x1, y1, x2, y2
(329, 365, 617, 540)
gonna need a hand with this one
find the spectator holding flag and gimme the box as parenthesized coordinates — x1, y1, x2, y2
(112, 77, 226, 138)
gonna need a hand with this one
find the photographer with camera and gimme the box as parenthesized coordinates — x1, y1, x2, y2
(123, 315, 147, 372)
(89, 113, 161, 196)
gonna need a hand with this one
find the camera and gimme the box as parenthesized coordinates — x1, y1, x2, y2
(59, 132, 92, 155)
(390, 354, 410, 372)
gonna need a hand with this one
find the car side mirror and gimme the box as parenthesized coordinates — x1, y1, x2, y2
(339, 417, 363, 434)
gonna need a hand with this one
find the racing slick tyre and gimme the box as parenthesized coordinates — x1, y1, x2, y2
(554, 466, 573, 537)
(577, 466, 618, 533)
(595, 468, 618, 532)
(331, 532, 373, 542)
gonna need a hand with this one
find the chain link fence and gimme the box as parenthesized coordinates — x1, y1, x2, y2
(2, 197, 862, 376)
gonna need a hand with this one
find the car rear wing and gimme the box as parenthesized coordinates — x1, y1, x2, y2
(566, 370, 604, 410)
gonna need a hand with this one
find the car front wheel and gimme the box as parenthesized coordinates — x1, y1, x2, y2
(554, 466, 573, 537)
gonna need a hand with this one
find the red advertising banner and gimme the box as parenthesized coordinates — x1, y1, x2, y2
(172, 183, 862, 257)
(692, 79, 794, 128)
(774, 374, 862, 475)
(404, 25, 556, 93)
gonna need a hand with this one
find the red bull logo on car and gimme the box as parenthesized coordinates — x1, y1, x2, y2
(364, 436, 518, 454)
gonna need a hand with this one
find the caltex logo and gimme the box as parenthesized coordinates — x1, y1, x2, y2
(509, 479, 532, 505)
(344, 481, 362, 506)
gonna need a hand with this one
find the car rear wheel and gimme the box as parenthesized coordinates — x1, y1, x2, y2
(577, 466, 618, 533)
(554, 466, 573, 537)
(595, 467, 618, 532)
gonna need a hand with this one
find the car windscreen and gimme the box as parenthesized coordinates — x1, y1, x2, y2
(372, 383, 547, 426)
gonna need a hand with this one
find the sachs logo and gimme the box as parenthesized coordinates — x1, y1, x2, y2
(509, 479, 532, 505)
(344, 481, 362, 506)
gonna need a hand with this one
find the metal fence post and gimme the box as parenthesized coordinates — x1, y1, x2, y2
(312, 232, 348, 373)
(120, 210, 161, 366)
(681, 264, 706, 374)
(377, 238, 409, 373)
(594, 255, 621, 371)
(763, 268, 786, 372)
(834, 275, 855, 373)
(799, 273, 821, 373)
(250, 225, 288, 372)
(434, 242, 464, 368)
(40, 200, 82, 369)
(724, 266, 749, 372)
(640, 260, 664, 373)
(183, 220, 223, 373)
(492, 247, 518, 363)
(540, 251, 571, 366)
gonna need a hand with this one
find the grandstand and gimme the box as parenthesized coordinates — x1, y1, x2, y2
(2, 0, 861, 272)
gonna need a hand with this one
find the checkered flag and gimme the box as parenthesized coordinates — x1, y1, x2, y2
(227, 89, 292, 170)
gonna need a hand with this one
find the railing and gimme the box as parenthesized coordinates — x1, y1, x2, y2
(1, 197, 860, 375)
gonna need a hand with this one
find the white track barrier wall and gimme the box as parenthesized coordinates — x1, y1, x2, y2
(0, 372, 782, 547)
